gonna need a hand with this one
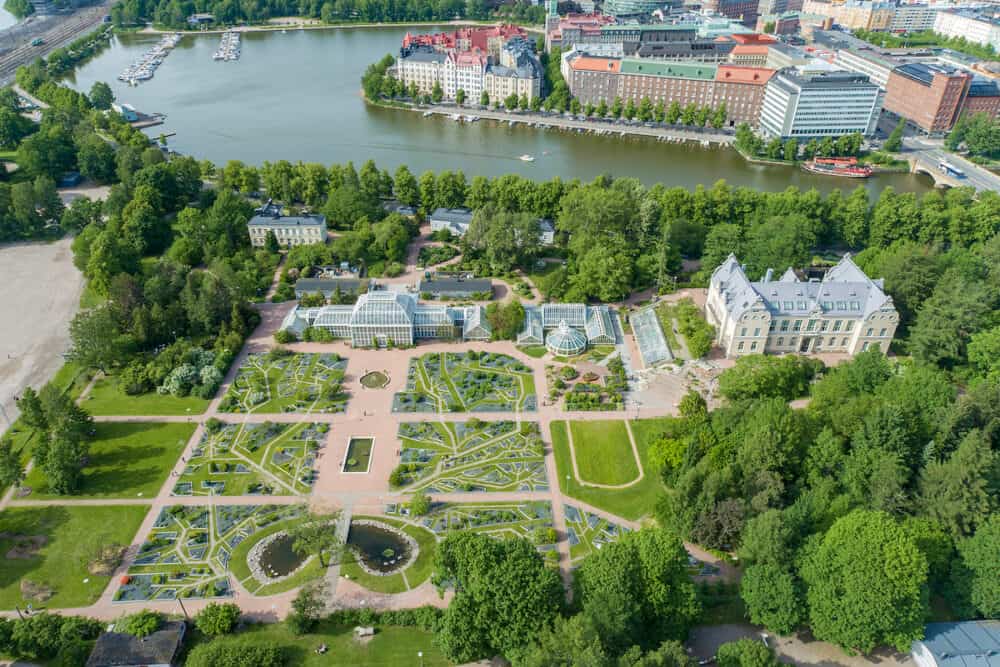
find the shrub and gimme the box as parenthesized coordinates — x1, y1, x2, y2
(195, 602, 241, 637)
(185, 641, 286, 667)
(121, 610, 162, 638)
(274, 329, 297, 344)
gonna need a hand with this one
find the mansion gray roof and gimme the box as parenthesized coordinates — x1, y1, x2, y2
(710, 253, 893, 320)
(294, 278, 361, 295)
(913, 621, 1000, 667)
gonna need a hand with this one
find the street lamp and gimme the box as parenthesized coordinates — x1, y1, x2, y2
(418, 651, 424, 667)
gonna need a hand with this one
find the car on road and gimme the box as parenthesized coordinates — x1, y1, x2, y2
(31, 38, 45, 46)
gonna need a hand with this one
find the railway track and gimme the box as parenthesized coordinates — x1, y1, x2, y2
(0, 1, 112, 85)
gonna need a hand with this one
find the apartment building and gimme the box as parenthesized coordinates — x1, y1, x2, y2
(883, 62, 971, 133)
(759, 67, 882, 137)
(247, 201, 326, 248)
(564, 53, 774, 125)
(393, 30, 541, 103)
(933, 10, 1000, 52)
(702, 0, 762, 25)
(706, 254, 898, 358)
(889, 4, 941, 32)
(801, 0, 894, 30)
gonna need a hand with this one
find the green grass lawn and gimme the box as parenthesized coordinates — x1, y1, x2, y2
(82, 375, 211, 416)
(344, 438, 374, 473)
(183, 620, 450, 666)
(0, 505, 150, 609)
(568, 420, 639, 486)
(519, 345, 548, 359)
(552, 419, 674, 521)
(23, 422, 195, 499)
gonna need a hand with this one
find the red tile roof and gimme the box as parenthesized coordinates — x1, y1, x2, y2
(716, 64, 776, 84)
(570, 56, 621, 73)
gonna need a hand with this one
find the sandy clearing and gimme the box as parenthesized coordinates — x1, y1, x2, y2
(0, 238, 83, 433)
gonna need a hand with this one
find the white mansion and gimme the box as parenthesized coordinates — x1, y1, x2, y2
(706, 254, 898, 357)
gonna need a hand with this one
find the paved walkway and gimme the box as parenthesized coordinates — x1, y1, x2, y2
(0, 250, 721, 622)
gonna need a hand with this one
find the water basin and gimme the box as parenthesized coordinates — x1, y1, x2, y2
(257, 533, 306, 578)
(347, 522, 411, 573)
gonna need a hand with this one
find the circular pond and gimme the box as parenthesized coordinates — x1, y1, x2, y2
(360, 370, 390, 389)
(346, 521, 415, 574)
(256, 534, 306, 578)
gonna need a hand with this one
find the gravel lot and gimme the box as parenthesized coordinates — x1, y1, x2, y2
(0, 238, 83, 431)
(687, 623, 914, 667)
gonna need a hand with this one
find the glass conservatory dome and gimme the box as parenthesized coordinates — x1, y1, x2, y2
(546, 320, 587, 356)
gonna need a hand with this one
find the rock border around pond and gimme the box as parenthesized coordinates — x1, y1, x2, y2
(347, 520, 418, 577)
(247, 531, 314, 586)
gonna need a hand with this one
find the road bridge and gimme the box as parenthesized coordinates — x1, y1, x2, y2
(903, 138, 1000, 193)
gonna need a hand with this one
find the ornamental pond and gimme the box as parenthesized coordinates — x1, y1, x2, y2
(64, 27, 935, 194)
(346, 521, 412, 573)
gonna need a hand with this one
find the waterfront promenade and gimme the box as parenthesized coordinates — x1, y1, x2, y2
(417, 104, 735, 146)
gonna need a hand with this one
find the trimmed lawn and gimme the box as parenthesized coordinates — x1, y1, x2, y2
(552, 418, 675, 521)
(340, 554, 408, 594)
(23, 422, 195, 499)
(82, 375, 211, 416)
(569, 420, 639, 486)
(183, 620, 449, 666)
(519, 345, 548, 359)
(0, 505, 149, 609)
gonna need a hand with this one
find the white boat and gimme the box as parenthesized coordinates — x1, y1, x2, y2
(519, 154, 535, 162)
(450, 113, 461, 121)
(422, 110, 433, 117)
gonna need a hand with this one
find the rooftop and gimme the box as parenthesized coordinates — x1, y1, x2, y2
(619, 59, 718, 80)
(895, 62, 970, 86)
(86, 621, 186, 667)
(420, 278, 493, 293)
(914, 621, 1000, 667)
(429, 207, 474, 224)
(716, 64, 776, 84)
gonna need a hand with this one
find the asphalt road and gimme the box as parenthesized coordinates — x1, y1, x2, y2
(904, 137, 1000, 193)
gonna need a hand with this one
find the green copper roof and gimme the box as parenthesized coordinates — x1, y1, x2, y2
(618, 59, 718, 80)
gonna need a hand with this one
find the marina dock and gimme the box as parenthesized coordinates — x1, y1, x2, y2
(117, 33, 183, 86)
(213, 31, 241, 61)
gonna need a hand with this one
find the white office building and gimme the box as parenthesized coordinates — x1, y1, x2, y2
(759, 68, 882, 138)
(890, 4, 941, 32)
(706, 254, 898, 357)
(933, 10, 1000, 52)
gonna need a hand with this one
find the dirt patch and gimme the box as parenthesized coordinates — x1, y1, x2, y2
(2, 533, 47, 559)
(88, 544, 126, 576)
(20, 579, 54, 603)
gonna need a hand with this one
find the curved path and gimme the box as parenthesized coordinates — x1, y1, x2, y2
(565, 419, 645, 490)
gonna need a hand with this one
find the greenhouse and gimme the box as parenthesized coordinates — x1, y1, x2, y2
(280, 290, 618, 352)
(280, 291, 491, 347)
(517, 304, 619, 353)
(545, 321, 588, 356)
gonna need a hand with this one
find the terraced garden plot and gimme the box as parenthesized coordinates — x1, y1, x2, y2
(119, 504, 307, 602)
(394, 420, 548, 492)
(219, 352, 348, 414)
(563, 504, 629, 563)
(173, 422, 324, 497)
(395, 501, 557, 550)
(392, 351, 536, 413)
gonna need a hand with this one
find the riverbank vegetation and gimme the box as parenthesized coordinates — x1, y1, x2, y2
(3, 0, 32, 19)
(112, 0, 544, 30)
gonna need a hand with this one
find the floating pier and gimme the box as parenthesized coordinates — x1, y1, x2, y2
(117, 33, 182, 86)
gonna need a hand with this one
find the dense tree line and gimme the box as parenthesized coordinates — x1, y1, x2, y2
(111, 0, 542, 29)
(651, 345, 1000, 654)
(946, 112, 1000, 160)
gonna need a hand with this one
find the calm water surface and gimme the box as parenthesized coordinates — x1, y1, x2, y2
(66, 28, 934, 194)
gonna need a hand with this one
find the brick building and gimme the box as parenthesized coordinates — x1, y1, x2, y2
(883, 63, 971, 134)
